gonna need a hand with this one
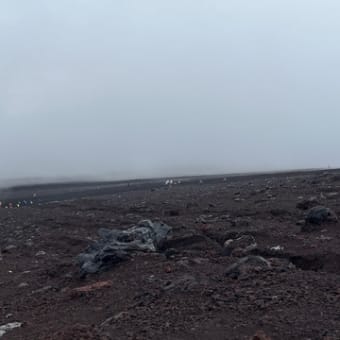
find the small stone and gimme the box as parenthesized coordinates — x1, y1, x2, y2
(176, 259, 190, 268)
(64, 272, 73, 279)
(35, 251, 47, 257)
(225, 256, 271, 278)
(318, 235, 332, 241)
(162, 274, 198, 291)
(326, 192, 338, 198)
(190, 257, 208, 265)
(2, 245, 17, 253)
(18, 282, 29, 288)
(25, 240, 34, 247)
(32, 286, 53, 295)
(296, 196, 319, 210)
(165, 248, 179, 259)
(223, 235, 257, 256)
(296, 220, 305, 226)
(0, 322, 22, 337)
(270, 245, 284, 252)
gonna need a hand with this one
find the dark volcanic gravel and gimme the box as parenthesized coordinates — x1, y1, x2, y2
(1, 170, 340, 339)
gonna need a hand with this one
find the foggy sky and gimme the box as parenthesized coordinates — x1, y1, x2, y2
(1, 0, 340, 183)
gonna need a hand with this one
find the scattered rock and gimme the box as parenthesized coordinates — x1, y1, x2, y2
(17, 282, 29, 288)
(320, 192, 326, 200)
(176, 258, 190, 268)
(164, 248, 179, 259)
(2, 245, 17, 253)
(325, 192, 338, 198)
(223, 235, 257, 256)
(32, 286, 53, 295)
(225, 256, 271, 278)
(72, 280, 112, 293)
(190, 257, 209, 265)
(100, 311, 130, 328)
(35, 250, 47, 257)
(296, 220, 305, 226)
(316, 235, 333, 241)
(0, 322, 22, 338)
(25, 240, 34, 247)
(270, 245, 284, 252)
(297, 197, 319, 210)
(162, 274, 198, 292)
(195, 215, 218, 224)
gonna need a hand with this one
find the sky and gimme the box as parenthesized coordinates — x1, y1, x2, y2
(1, 0, 340, 183)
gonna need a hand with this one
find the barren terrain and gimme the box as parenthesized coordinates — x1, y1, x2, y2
(1, 170, 340, 339)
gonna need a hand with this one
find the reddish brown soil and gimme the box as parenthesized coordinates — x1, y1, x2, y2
(1, 170, 340, 339)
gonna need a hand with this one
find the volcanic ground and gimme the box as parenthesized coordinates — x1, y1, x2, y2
(1, 170, 340, 339)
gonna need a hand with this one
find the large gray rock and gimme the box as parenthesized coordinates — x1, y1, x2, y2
(304, 206, 338, 226)
(77, 220, 171, 276)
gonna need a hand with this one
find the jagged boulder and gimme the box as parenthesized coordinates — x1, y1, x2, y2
(77, 220, 171, 276)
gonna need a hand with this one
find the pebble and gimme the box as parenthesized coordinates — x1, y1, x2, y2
(0, 322, 22, 338)
(32, 286, 53, 295)
(25, 240, 34, 247)
(18, 282, 29, 288)
(2, 245, 17, 253)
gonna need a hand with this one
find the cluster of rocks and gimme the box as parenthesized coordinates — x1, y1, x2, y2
(76, 200, 339, 279)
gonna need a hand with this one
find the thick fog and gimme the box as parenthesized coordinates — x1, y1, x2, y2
(1, 0, 340, 184)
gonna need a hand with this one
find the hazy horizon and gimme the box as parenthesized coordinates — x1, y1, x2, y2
(2, 1, 340, 183)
